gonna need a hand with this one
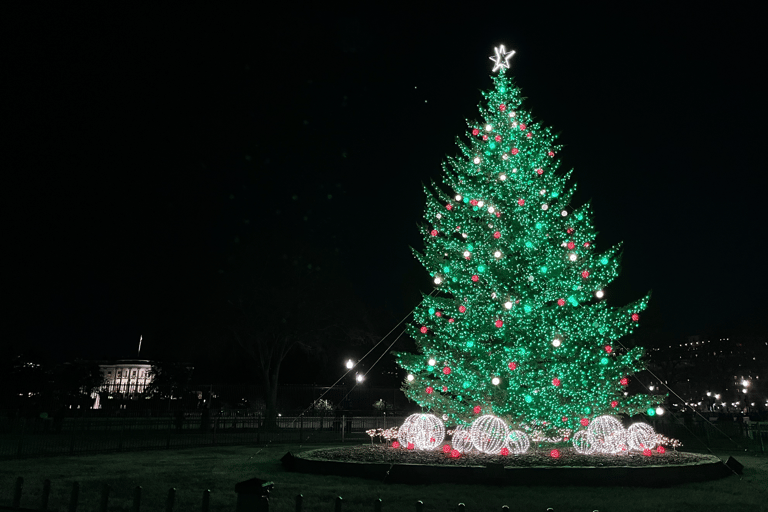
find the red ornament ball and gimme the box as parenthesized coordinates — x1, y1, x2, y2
(473, 406, 481, 414)
(605, 345, 612, 353)
(581, 270, 590, 279)
(495, 319, 503, 328)
(657, 446, 666, 454)
(450, 449, 461, 458)
(420, 326, 428, 334)
(511, 148, 519, 155)
(584, 242, 591, 247)
(471, 275, 479, 282)
(631, 313, 640, 322)
(517, 198, 525, 206)
(557, 298, 565, 306)
(442, 444, 451, 453)
(520, 123, 526, 130)
(430, 229, 438, 237)
(442, 366, 451, 375)
(643, 448, 652, 457)
(500, 447, 509, 456)
(550, 449, 560, 459)
(392, 441, 400, 448)
(548, 151, 554, 157)
(567, 241, 575, 250)
(536, 168, 543, 175)
(620, 377, 629, 386)
(407, 442, 415, 450)
(499, 104, 506, 111)
(580, 418, 589, 426)
(459, 305, 466, 313)
(482, 135, 488, 141)
(446, 204, 453, 210)
(472, 128, 480, 136)
(430, 437, 435, 443)
(493, 231, 501, 239)
(442, 386, 448, 392)
(495, 212, 501, 218)
(494, 135, 501, 142)
(561, 416, 568, 423)
(552, 377, 561, 387)
(611, 400, 618, 408)
(508, 361, 517, 370)
(435, 311, 442, 317)
(470, 199, 478, 206)
(526, 132, 533, 139)
(426, 386, 433, 394)
(448, 318, 455, 323)
(566, 228, 574, 234)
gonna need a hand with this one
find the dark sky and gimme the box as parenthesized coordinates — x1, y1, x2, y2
(6, 6, 765, 371)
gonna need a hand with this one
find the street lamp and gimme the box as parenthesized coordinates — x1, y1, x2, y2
(356, 373, 364, 383)
(345, 359, 354, 369)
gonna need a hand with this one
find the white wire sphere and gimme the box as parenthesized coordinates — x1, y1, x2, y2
(399, 414, 444, 450)
(397, 414, 421, 447)
(626, 422, 657, 451)
(470, 415, 510, 454)
(587, 415, 627, 454)
(505, 430, 530, 454)
(451, 425, 474, 453)
(572, 430, 597, 455)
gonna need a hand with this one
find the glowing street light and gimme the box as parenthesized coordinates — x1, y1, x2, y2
(345, 359, 354, 369)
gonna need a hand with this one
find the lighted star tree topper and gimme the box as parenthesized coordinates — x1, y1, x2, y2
(394, 46, 665, 437)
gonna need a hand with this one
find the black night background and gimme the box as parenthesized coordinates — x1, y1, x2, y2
(5, 5, 766, 387)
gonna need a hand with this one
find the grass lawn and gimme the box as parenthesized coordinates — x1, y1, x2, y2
(1, 444, 766, 512)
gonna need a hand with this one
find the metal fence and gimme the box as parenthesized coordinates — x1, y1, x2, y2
(0, 412, 405, 460)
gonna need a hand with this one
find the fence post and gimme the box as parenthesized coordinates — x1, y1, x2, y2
(12, 477, 22, 509)
(335, 496, 343, 512)
(132, 486, 142, 512)
(416, 500, 423, 512)
(375, 498, 382, 512)
(164, 488, 176, 512)
(99, 483, 110, 512)
(759, 422, 765, 453)
(341, 416, 345, 443)
(68, 481, 79, 512)
(202, 489, 211, 512)
(41, 479, 51, 511)
(295, 494, 303, 512)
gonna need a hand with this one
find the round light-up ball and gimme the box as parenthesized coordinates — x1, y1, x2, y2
(655, 407, 664, 416)
(407, 374, 414, 382)
(451, 425, 473, 453)
(494, 251, 502, 258)
(470, 415, 509, 454)
(397, 414, 419, 446)
(550, 449, 560, 459)
(434, 277, 442, 285)
(455, 195, 462, 201)
(595, 290, 604, 299)
(443, 366, 451, 375)
(473, 157, 480, 164)
(552, 338, 561, 348)
(356, 374, 364, 382)
(499, 174, 507, 181)
(504, 301, 513, 310)
(568, 253, 577, 261)
(627, 422, 657, 451)
(588, 416, 627, 454)
(561, 210, 568, 217)
(506, 430, 530, 454)
(428, 358, 436, 366)
(572, 430, 596, 454)
(491, 377, 500, 386)
(488, 207, 495, 213)
(485, 124, 492, 131)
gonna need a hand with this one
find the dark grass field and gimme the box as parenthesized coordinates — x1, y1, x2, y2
(1, 442, 766, 512)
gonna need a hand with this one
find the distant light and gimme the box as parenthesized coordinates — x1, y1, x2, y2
(485, 124, 493, 131)
(356, 374, 364, 383)
(434, 276, 443, 285)
(655, 407, 664, 416)
(742, 380, 750, 387)
(407, 374, 414, 382)
(649, 385, 654, 391)
(706, 392, 711, 396)
(504, 301, 513, 310)
(595, 290, 604, 299)
(491, 377, 500, 386)
(561, 210, 568, 217)
(499, 174, 507, 181)
(552, 338, 561, 348)
(569, 253, 577, 261)
(494, 251, 502, 258)
(345, 359, 354, 369)
(428, 358, 436, 366)
(455, 194, 462, 201)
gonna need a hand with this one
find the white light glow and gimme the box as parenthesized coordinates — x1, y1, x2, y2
(407, 374, 414, 382)
(470, 415, 509, 454)
(655, 407, 664, 416)
(451, 425, 473, 453)
(742, 380, 750, 387)
(542, 204, 549, 210)
(491, 377, 500, 385)
(399, 414, 444, 451)
(506, 430, 530, 454)
(485, 124, 493, 132)
(627, 423, 657, 451)
(345, 359, 354, 369)
(436, 213, 442, 219)
(569, 253, 577, 261)
(473, 157, 481, 164)
(478, 201, 484, 207)
(552, 338, 561, 348)
(489, 45, 515, 72)
(572, 430, 596, 455)
(494, 250, 502, 258)
(588, 416, 627, 454)
(561, 210, 568, 217)
(504, 301, 513, 310)
(595, 290, 604, 298)
(428, 358, 436, 366)
(488, 207, 495, 213)
(356, 374, 364, 382)
(455, 195, 462, 201)
(502, 154, 509, 160)
(499, 174, 507, 181)
(434, 276, 442, 285)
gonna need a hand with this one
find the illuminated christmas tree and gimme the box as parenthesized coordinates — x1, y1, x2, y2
(395, 47, 664, 438)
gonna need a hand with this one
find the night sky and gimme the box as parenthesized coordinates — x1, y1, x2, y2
(6, 6, 765, 379)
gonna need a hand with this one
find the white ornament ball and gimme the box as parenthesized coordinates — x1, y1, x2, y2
(470, 415, 509, 454)
(397, 414, 420, 446)
(506, 430, 530, 454)
(451, 425, 473, 453)
(626, 422, 657, 451)
(399, 414, 445, 450)
(588, 415, 627, 454)
(572, 430, 596, 455)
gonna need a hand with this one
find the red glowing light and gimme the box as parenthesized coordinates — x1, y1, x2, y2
(494, 135, 501, 142)
(511, 148, 519, 155)
(448, 318, 455, 323)
(550, 449, 560, 459)
(442, 386, 447, 392)
(631, 313, 640, 321)
(552, 377, 561, 387)
(407, 442, 414, 450)
(611, 401, 618, 408)
(561, 416, 568, 423)
(472, 128, 479, 136)
(435, 311, 442, 317)
(643, 449, 652, 457)
(508, 362, 517, 370)
(657, 446, 666, 454)
(446, 204, 452, 210)
(420, 326, 428, 334)
(517, 199, 525, 206)
(620, 377, 628, 386)
(581, 270, 590, 279)
(500, 447, 509, 456)
(471, 275, 479, 282)
(426, 386, 433, 394)
(470, 199, 478, 206)
(557, 299, 565, 306)
(495, 319, 503, 328)
(494, 231, 501, 239)
(473, 406, 481, 414)
(499, 104, 506, 111)
(526, 132, 532, 139)
(605, 345, 612, 353)
(482, 135, 488, 141)
(536, 168, 543, 175)
(430, 229, 438, 237)
(580, 418, 589, 426)
(548, 151, 554, 157)
(520, 123, 526, 130)
(567, 241, 575, 250)
(392, 441, 400, 448)
(442, 444, 451, 453)
(450, 449, 460, 458)
(459, 305, 466, 313)
(443, 366, 451, 375)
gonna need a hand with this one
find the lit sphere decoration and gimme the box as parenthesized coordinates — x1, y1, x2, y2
(399, 414, 445, 451)
(587, 415, 627, 454)
(571, 430, 596, 455)
(451, 425, 474, 453)
(626, 422, 657, 451)
(470, 415, 509, 454)
(505, 430, 530, 454)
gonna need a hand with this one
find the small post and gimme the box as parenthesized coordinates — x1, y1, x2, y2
(41, 479, 51, 511)
(341, 416, 345, 442)
(12, 477, 22, 509)
(99, 483, 111, 512)
(374, 498, 382, 512)
(758, 422, 765, 453)
(457, 504, 465, 512)
(335, 496, 343, 512)
(202, 489, 211, 512)
(165, 487, 176, 512)
(132, 486, 142, 512)
(416, 500, 423, 512)
(295, 494, 303, 512)
(68, 481, 80, 512)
